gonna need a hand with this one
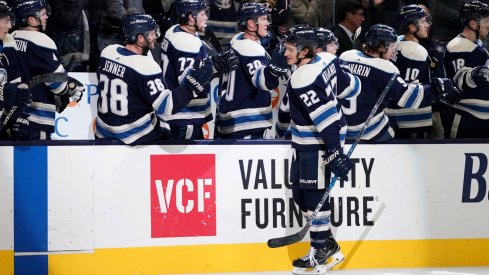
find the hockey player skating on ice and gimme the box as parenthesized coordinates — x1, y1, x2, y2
(10, 0, 84, 140)
(442, 0, 489, 138)
(339, 24, 461, 142)
(387, 4, 433, 139)
(283, 24, 361, 275)
(95, 13, 214, 145)
(216, 2, 288, 139)
(161, 0, 238, 139)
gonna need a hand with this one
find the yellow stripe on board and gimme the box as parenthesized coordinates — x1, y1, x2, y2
(0, 250, 14, 275)
(48, 239, 489, 275)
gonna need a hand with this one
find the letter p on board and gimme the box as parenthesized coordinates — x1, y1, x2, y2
(151, 154, 216, 237)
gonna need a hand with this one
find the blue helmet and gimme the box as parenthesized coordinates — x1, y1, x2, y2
(237, 2, 268, 28)
(365, 24, 397, 50)
(0, 1, 14, 21)
(397, 4, 428, 32)
(460, 0, 489, 25)
(13, 0, 46, 26)
(122, 13, 160, 44)
(314, 27, 337, 49)
(176, 0, 208, 23)
(284, 24, 317, 52)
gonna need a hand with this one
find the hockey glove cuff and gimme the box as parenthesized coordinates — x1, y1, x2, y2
(323, 147, 352, 181)
(185, 58, 213, 94)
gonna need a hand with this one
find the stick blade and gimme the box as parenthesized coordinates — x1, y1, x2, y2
(267, 225, 310, 248)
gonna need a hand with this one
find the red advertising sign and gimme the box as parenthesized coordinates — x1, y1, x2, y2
(150, 154, 216, 237)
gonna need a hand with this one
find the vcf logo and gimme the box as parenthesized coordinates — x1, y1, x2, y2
(462, 153, 489, 203)
(150, 154, 216, 237)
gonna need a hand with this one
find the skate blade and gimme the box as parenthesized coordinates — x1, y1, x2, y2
(324, 251, 345, 271)
(292, 265, 326, 275)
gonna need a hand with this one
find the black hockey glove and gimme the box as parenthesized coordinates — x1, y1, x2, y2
(431, 77, 462, 106)
(12, 116, 31, 140)
(268, 44, 290, 78)
(1, 83, 32, 110)
(54, 94, 70, 113)
(323, 147, 352, 181)
(185, 58, 213, 94)
(470, 65, 489, 84)
(211, 49, 239, 76)
(63, 77, 84, 103)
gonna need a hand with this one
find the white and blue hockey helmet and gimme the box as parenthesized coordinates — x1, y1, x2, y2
(122, 13, 160, 44)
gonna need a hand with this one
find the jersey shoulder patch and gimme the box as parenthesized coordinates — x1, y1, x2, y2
(165, 25, 203, 54)
(340, 49, 399, 74)
(101, 45, 161, 76)
(12, 30, 57, 50)
(397, 40, 428, 61)
(231, 36, 266, 57)
(446, 36, 477, 53)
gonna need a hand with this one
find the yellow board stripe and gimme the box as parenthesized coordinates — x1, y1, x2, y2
(0, 250, 14, 275)
(2, 239, 488, 275)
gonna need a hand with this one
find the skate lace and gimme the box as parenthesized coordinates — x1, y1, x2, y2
(302, 247, 319, 267)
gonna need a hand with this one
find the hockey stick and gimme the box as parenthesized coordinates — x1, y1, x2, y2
(267, 73, 398, 248)
(213, 74, 224, 139)
(0, 73, 70, 133)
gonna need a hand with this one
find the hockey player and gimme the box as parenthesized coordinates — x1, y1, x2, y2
(441, 0, 489, 138)
(216, 2, 288, 139)
(387, 4, 433, 139)
(95, 13, 215, 145)
(10, 0, 84, 140)
(284, 24, 360, 275)
(339, 24, 461, 142)
(161, 0, 238, 139)
(0, 2, 32, 138)
(315, 27, 339, 55)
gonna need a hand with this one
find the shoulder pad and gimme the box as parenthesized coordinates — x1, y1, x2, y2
(101, 45, 162, 76)
(2, 33, 17, 49)
(290, 61, 324, 89)
(317, 52, 336, 64)
(165, 25, 203, 54)
(397, 40, 428, 61)
(446, 36, 478, 53)
(12, 30, 57, 51)
(232, 37, 266, 57)
(340, 49, 399, 74)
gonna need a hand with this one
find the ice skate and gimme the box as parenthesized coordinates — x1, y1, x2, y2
(292, 239, 344, 274)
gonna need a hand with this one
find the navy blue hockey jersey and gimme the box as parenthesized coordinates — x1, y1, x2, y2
(161, 24, 212, 127)
(96, 45, 197, 145)
(339, 50, 434, 141)
(12, 30, 69, 133)
(445, 35, 489, 79)
(217, 32, 280, 138)
(387, 39, 432, 132)
(288, 53, 360, 151)
(0, 34, 22, 119)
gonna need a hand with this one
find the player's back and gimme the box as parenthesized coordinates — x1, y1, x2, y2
(445, 35, 488, 79)
(96, 44, 165, 144)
